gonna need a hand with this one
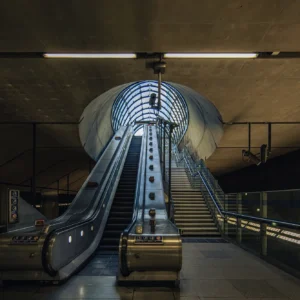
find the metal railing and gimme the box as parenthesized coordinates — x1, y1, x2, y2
(156, 117, 178, 221)
(173, 144, 300, 278)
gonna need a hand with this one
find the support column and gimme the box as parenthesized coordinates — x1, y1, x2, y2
(223, 194, 228, 236)
(158, 71, 162, 110)
(0, 185, 8, 233)
(67, 174, 70, 196)
(160, 120, 163, 162)
(236, 193, 242, 243)
(260, 191, 268, 256)
(168, 125, 173, 218)
(163, 121, 166, 181)
(32, 123, 36, 204)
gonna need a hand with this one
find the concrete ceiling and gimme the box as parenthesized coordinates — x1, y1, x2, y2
(1, 0, 300, 192)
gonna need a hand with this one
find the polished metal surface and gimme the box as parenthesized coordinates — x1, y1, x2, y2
(119, 125, 182, 281)
(0, 126, 133, 281)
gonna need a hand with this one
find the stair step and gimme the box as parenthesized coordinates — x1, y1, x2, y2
(177, 224, 216, 228)
(175, 211, 211, 215)
(98, 245, 119, 251)
(175, 210, 210, 214)
(108, 217, 133, 223)
(181, 232, 220, 236)
(173, 201, 206, 204)
(106, 224, 129, 230)
(175, 217, 213, 222)
(101, 238, 120, 245)
(102, 230, 123, 237)
(174, 204, 207, 207)
(178, 225, 218, 230)
(112, 201, 134, 206)
(173, 195, 204, 198)
(110, 207, 133, 213)
(176, 223, 215, 227)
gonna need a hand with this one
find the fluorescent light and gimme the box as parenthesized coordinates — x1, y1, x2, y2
(43, 53, 137, 58)
(164, 53, 258, 59)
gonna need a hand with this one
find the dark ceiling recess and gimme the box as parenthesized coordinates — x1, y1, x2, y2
(223, 121, 300, 167)
(218, 148, 300, 193)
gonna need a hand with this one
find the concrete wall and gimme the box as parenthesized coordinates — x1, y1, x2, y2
(170, 83, 223, 161)
(79, 81, 224, 161)
(79, 84, 128, 160)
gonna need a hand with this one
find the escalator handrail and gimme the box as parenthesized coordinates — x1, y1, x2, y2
(182, 153, 224, 218)
(49, 125, 132, 232)
(49, 126, 131, 227)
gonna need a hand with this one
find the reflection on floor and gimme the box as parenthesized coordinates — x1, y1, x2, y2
(1, 241, 300, 300)
(78, 252, 119, 276)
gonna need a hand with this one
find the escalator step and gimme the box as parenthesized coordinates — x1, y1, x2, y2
(98, 136, 141, 252)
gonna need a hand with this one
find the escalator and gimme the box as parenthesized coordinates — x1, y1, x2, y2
(98, 136, 142, 252)
(0, 126, 134, 281)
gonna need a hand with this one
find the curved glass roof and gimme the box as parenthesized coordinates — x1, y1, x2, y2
(111, 81, 189, 144)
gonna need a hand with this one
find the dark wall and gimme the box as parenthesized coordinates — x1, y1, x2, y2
(218, 149, 300, 193)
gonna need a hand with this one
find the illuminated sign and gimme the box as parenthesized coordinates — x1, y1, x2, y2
(9, 189, 19, 224)
(134, 235, 163, 244)
(10, 235, 40, 244)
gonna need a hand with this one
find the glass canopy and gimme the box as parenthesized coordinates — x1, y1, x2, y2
(111, 81, 189, 144)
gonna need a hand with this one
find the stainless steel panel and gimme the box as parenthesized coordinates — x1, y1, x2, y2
(119, 125, 182, 278)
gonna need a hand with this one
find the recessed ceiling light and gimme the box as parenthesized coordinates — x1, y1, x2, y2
(163, 53, 258, 58)
(43, 53, 137, 58)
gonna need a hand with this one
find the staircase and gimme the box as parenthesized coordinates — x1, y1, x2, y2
(98, 136, 142, 252)
(172, 168, 220, 237)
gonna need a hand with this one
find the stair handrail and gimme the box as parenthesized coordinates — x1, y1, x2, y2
(175, 144, 300, 231)
(181, 152, 224, 219)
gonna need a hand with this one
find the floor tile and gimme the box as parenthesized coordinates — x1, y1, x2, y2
(200, 250, 232, 258)
(175, 279, 244, 298)
(229, 279, 286, 298)
(196, 279, 245, 298)
(267, 277, 300, 300)
(1, 242, 300, 300)
(133, 291, 174, 300)
(174, 296, 200, 300)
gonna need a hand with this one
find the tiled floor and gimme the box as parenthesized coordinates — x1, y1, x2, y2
(1, 242, 300, 300)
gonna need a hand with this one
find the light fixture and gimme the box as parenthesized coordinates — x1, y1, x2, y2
(43, 53, 137, 58)
(164, 53, 258, 59)
(242, 150, 261, 166)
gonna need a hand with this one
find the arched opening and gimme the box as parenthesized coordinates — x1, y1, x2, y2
(111, 80, 189, 144)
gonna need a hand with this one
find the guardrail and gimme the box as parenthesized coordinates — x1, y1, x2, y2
(173, 144, 300, 278)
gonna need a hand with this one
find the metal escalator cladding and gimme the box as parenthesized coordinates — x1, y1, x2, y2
(99, 136, 142, 252)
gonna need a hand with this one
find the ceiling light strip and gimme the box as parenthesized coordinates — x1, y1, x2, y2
(43, 53, 137, 58)
(164, 53, 258, 58)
